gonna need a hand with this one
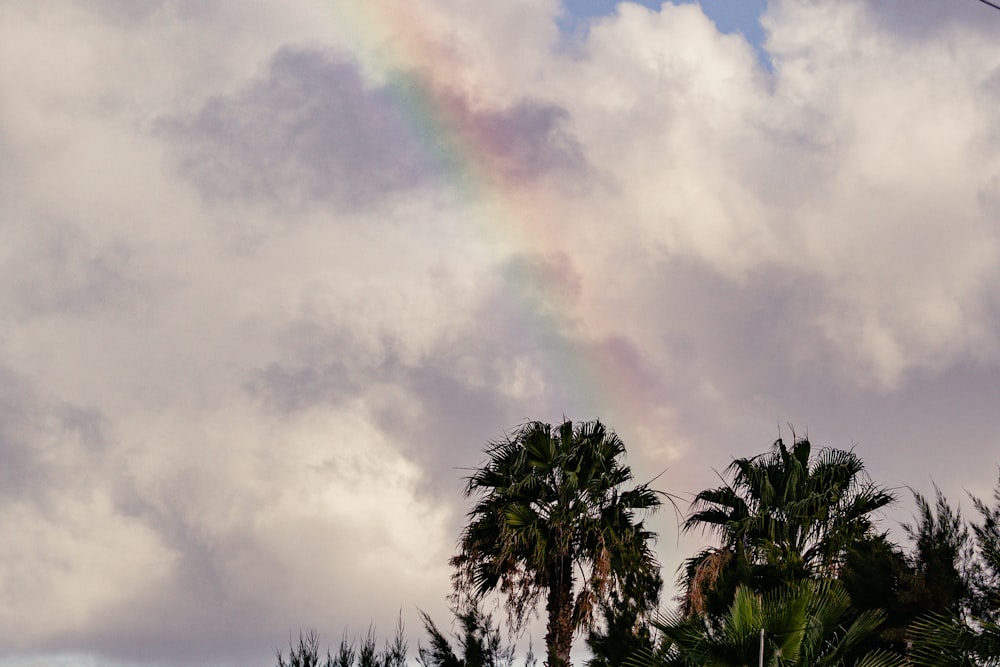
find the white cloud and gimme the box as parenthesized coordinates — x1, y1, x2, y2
(529, 0, 1000, 387)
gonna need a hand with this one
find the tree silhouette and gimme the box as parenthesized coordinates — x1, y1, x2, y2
(681, 436, 895, 619)
(451, 420, 661, 667)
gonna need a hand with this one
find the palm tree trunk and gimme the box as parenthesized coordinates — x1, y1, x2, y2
(545, 558, 574, 667)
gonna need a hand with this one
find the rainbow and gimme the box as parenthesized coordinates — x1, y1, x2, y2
(321, 0, 672, 451)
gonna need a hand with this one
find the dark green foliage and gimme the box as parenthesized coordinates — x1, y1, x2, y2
(452, 420, 662, 667)
(275, 620, 407, 667)
(839, 534, 920, 654)
(971, 469, 1000, 621)
(357, 627, 379, 667)
(419, 613, 465, 667)
(276, 630, 335, 667)
(907, 472, 1000, 666)
(332, 632, 356, 667)
(382, 617, 408, 667)
(635, 580, 905, 667)
(843, 477, 1000, 664)
(908, 612, 1000, 666)
(585, 567, 662, 667)
(681, 436, 895, 618)
(417, 605, 533, 667)
(902, 485, 976, 618)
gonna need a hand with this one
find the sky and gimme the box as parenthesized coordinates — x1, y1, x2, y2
(2, 0, 1000, 665)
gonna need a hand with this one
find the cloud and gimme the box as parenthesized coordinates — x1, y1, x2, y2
(163, 48, 436, 211)
(163, 46, 586, 216)
(538, 0, 1000, 388)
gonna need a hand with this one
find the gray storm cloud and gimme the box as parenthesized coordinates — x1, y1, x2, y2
(163, 45, 585, 216)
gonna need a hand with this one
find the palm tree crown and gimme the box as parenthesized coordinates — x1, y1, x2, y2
(451, 420, 661, 667)
(681, 436, 895, 617)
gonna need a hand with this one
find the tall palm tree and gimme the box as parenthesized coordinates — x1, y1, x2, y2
(451, 420, 662, 667)
(681, 436, 895, 617)
(636, 580, 906, 667)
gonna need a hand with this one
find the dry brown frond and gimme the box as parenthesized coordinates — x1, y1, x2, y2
(685, 548, 733, 617)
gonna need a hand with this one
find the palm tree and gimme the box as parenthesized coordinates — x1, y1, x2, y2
(908, 613, 1000, 666)
(450, 420, 662, 667)
(681, 436, 895, 617)
(636, 580, 906, 667)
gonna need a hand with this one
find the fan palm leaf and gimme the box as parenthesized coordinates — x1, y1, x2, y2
(633, 580, 905, 667)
